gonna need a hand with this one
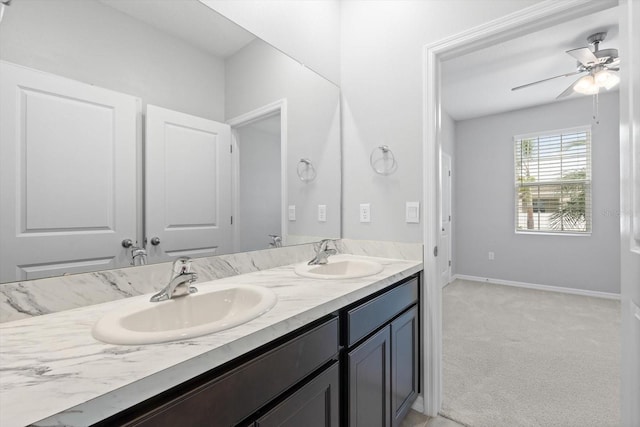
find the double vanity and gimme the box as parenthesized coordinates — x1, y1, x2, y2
(0, 244, 423, 427)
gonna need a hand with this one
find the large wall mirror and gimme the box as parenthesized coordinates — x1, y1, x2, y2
(0, 0, 341, 284)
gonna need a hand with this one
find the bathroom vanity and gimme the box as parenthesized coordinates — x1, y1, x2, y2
(103, 274, 419, 427)
(0, 252, 422, 427)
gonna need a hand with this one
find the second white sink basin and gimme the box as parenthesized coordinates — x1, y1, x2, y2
(294, 256, 384, 279)
(92, 283, 277, 345)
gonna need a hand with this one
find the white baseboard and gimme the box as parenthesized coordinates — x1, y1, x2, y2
(451, 274, 620, 300)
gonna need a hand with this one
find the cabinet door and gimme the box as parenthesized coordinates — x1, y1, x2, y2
(391, 306, 419, 427)
(348, 326, 391, 427)
(255, 362, 339, 427)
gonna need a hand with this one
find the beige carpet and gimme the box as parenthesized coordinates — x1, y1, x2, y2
(441, 280, 620, 427)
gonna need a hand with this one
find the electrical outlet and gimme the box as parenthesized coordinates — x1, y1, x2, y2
(488, 251, 495, 260)
(359, 203, 371, 223)
(318, 204, 327, 222)
(288, 205, 296, 221)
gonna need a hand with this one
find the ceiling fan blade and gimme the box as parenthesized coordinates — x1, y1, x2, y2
(607, 57, 621, 67)
(608, 67, 619, 71)
(566, 47, 599, 66)
(511, 70, 583, 91)
(556, 76, 585, 99)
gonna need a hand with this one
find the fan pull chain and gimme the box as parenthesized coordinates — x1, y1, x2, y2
(592, 93, 600, 125)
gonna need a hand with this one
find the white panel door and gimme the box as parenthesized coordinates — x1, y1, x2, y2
(621, 1, 640, 425)
(145, 105, 232, 263)
(0, 61, 140, 283)
(439, 153, 452, 287)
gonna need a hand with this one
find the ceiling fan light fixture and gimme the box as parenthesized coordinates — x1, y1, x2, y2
(573, 75, 599, 95)
(594, 69, 620, 90)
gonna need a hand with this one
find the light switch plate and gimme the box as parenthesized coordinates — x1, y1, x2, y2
(318, 204, 327, 222)
(288, 205, 296, 221)
(406, 202, 420, 223)
(360, 203, 371, 223)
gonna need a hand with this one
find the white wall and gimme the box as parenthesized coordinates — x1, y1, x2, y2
(0, 0, 225, 121)
(340, 0, 543, 243)
(226, 40, 342, 242)
(200, 0, 341, 85)
(453, 92, 620, 294)
(237, 123, 281, 252)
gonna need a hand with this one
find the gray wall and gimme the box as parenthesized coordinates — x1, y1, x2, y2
(453, 92, 620, 293)
(441, 111, 456, 158)
(202, 0, 341, 85)
(225, 39, 342, 241)
(237, 123, 282, 252)
(0, 0, 226, 121)
(339, 0, 543, 243)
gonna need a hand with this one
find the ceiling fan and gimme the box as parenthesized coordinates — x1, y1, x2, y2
(512, 31, 620, 99)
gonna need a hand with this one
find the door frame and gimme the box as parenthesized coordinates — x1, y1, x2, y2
(440, 152, 452, 289)
(421, 0, 620, 416)
(227, 99, 288, 252)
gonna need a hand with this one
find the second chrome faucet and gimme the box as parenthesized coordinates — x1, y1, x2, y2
(150, 257, 198, 302)
(308, 239, 337, 265)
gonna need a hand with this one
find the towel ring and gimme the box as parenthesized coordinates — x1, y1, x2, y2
(370, 145, 397, 175)
(297, 158, 317, 182)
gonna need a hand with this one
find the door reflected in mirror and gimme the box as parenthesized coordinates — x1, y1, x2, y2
(0, 0, 341, 284)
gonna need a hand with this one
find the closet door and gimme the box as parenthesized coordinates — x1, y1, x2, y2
(0, 61, 140, 283)
(145, 105, 232, 263)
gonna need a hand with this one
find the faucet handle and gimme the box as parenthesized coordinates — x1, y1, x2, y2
(171, 257, 192, 275)
(318, 239, 332, 251)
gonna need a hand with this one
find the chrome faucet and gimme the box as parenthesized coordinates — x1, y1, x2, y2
(308, 239, 337, 265)
(150, 257, 198, 302)
(131, 246, 147, 266)
(269, 234, 282, 248)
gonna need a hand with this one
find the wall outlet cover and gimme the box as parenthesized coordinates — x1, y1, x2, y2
(406, 202, 420, 223)
(288, 205, 296, 221)
(318, 204, 327, 222)
(359, 203, 371, 223)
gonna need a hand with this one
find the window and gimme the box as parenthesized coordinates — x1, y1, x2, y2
(514, 127, 591, 234)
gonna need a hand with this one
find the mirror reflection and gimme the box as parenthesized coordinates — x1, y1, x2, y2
(0, 0, 341, 284)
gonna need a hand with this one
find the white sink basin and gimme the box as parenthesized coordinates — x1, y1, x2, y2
(294, 257, 384, 279)
(92, 284, 277, 345)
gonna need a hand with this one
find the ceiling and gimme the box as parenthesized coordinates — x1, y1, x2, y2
(98, 0, 255, 58)
(441, 6, 620, 121)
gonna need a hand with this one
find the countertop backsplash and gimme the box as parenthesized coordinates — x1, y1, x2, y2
(0, 239, 422, 323)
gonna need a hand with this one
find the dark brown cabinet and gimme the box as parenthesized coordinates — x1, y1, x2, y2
(344, 276, 420, 427)
(115, 318, 339, 427)
(348, 326, 391, 427)
(391, 306, 419, 427)
(255, 361, 340, 427)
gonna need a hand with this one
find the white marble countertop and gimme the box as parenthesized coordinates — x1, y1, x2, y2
(0, 254, 422, 427)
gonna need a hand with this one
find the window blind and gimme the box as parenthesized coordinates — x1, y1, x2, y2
(514, 127, 592, 233)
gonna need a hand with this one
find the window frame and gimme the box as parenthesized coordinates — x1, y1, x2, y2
(513, 125, 593, 236)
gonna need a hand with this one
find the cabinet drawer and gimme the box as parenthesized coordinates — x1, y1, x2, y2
(124, 317, 339, 427)
(346, 277, 418, 347)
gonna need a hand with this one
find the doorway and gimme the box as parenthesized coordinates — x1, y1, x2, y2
(421, 0, 634, 418)
(228, 100, 288, 253)
(233, 113, 282, 252)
